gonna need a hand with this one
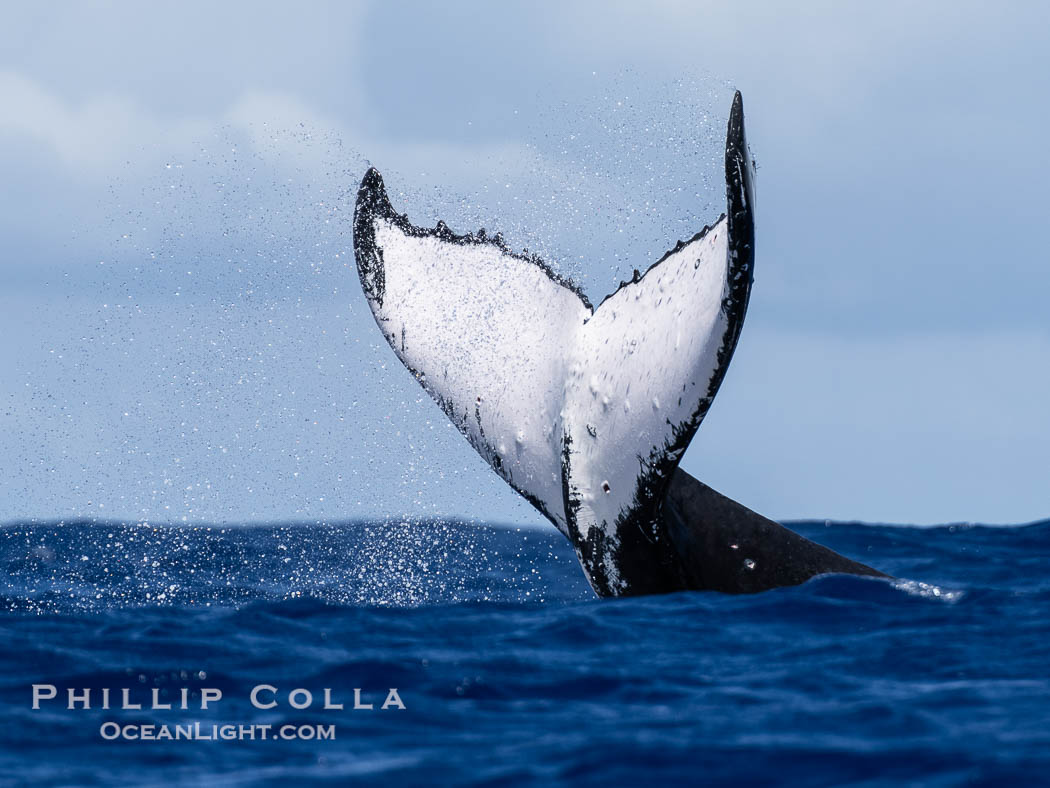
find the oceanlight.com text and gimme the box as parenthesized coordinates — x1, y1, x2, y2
(99, 721, 336, 741)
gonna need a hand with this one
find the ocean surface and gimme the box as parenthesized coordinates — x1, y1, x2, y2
(0, 518, 1047, 786)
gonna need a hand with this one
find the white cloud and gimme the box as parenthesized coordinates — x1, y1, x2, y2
(0, 71, 211, 172)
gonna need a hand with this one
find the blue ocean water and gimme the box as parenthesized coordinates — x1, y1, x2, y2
(0, 519, 1047, 786)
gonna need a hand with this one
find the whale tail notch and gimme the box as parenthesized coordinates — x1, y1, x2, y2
(352, 91, 886, 596)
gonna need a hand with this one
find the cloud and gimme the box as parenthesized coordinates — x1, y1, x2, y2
(0, 71, 208, 173)
(0, 72, 366, 177)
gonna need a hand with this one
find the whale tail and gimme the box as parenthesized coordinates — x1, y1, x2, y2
(352, 91, 885, 596)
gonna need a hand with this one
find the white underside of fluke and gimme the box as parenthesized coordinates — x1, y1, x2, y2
(367, 214, 731, 558)
(372, 222, 588, 529)
(568, 223, 730, 541)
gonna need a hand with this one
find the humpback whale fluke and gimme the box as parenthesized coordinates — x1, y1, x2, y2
(353, 91, 887, 596)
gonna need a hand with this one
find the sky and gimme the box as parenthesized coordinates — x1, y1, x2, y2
(1, 1, 1047, 526)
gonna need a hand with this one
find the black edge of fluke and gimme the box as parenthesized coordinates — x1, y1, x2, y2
(726, 91, 756, 272)
(716, 90, 756, 404)
(353, 167, 392, 308)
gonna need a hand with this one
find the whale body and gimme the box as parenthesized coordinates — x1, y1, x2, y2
(352, 92, 885, 596)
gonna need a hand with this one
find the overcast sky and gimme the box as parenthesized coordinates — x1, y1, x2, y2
(1, 1, 1047, 526)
